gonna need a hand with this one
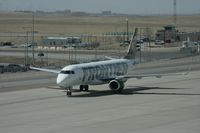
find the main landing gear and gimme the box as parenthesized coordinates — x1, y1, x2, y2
(65, 85, 89, 96)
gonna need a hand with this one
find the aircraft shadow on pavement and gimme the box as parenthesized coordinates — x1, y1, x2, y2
(69, 86, 200, 98)
(125, 86, 200, 96)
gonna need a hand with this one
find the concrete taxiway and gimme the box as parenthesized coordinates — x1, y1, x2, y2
(0, 69, 200, 133)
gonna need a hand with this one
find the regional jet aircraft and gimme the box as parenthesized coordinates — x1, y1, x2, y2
(31, 28, 187, 96)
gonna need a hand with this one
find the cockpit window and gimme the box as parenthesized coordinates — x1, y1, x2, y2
(60, 71, 75, 74)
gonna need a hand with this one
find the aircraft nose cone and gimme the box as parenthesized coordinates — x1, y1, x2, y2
(57, 74, 66, 87)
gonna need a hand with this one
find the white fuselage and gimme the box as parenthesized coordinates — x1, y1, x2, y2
(56, 59, 135, 88)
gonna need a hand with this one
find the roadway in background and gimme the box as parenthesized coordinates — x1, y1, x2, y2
(0, 46, 188, 64)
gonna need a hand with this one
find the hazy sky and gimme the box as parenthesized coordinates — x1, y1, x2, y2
(0, 0, 200, 14)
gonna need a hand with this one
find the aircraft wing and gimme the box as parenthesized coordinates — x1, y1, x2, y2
(30, 66, 60, 74)
(104, 56, 116, 60)
(117, 72, 188, 80)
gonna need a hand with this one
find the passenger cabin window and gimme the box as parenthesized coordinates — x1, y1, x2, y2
(60, 71, 75, 74)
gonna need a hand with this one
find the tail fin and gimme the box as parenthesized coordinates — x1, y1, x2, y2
(124, 28, 138, 59)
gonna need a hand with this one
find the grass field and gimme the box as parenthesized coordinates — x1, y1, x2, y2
(0, 12, 200, 34)
(0, 11, 200, 45)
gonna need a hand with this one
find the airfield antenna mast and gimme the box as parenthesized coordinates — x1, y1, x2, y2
(173, 0, 177, 25)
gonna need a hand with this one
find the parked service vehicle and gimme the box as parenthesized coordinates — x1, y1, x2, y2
(0, 65, 5, 73)
(120, 41, 130, 47)
(136, 39, 143, 44)
(136, 44, 141, 51)
(155, 40, 165, 45)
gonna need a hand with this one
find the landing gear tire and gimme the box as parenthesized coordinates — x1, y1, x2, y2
(80, 85, 84, 91)
(84, 85, 89, 91)
(80, 85, 89, 92)
(66, 89, 72, 96)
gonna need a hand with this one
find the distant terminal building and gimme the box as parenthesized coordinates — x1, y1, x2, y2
(105, 32, 134, 36)
(64, 9, 71, 15)
(40, 36, 99, 48)
(41, 37, 81, 47)
(101, 11, 112, 16)
(155, 25, 200, 43)
(71, 12, 88, 16)
(177, 32, 200, 42)
(155, 25, 178, 43)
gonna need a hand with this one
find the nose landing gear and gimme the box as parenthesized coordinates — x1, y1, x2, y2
(66, 87, 72, 96)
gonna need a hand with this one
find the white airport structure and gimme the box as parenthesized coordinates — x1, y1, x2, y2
(41, 37, 81, 47)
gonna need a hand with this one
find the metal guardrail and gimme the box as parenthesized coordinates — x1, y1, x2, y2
(0, 64, 28, 74)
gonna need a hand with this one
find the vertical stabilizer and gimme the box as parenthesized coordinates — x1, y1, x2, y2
(124, 28, 138, 59)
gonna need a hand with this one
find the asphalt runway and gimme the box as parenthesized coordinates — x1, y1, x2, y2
(0, 69, 200, 133)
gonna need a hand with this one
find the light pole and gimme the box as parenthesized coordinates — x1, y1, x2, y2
(23, 27, 32, 66)
(32, 12, 35, 65)
(126, 18, 129, 41)
(139, 28, 142, 63)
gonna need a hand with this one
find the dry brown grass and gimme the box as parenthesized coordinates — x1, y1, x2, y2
(1, 12, 200, 33)
(0, 11, 200, 44)
(0, 56, 24, 64)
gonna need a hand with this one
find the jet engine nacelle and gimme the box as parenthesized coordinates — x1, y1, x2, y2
(109, 79, 125, 93)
